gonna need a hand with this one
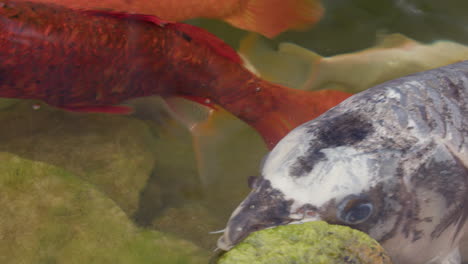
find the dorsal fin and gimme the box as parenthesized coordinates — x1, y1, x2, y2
(169, 23, 242, 64)
(81, 10, 170, 27)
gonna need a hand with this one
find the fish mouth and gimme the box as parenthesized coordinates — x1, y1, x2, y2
(216, 178, 295, 250)
(217, 234, 233, 251)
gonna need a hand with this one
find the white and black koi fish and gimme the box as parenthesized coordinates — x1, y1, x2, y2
(218, 61, 468, 264)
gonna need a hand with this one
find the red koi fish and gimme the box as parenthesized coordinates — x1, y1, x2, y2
(15, 0, 324, 38)
(0, 1, 350, 148)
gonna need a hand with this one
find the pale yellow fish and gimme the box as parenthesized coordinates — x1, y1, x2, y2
(240, 33, 468, 93)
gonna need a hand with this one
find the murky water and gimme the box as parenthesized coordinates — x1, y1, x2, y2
(1, 0, 468, 263)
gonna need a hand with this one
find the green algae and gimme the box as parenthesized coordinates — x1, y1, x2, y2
(0, 152, 209, 264)
(218, 221, 392, 264)
(0, 101, 159, 215)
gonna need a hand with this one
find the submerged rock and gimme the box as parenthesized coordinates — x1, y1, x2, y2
(0, 152, 209, 264)
(152, 203, 224, 250)
(0, 101, 159, 215)
(218, 221, 392, 264)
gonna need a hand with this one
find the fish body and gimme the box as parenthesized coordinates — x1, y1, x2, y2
(240, 33, 468, 93)
(0, 1, 349, 148)
(14, 0, 324, 37)
(0, 1, 240, 112)
(218, 61, 468, 264)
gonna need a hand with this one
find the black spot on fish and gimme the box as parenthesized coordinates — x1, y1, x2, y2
(244, 180, 289, 211)
(289, 150, 326, 178)
(182, 33, 192, 42)
(316, 112, 374, 147)
(290, 113, 374, 178)
(441, 76, 461, 102)
(419, 152, 468, 241)
(177, 31, 192, 42)
(247, 176, 261, 189)
(417, 106, 428, 124)
(412, 230, 423, 242)
(226, 179, 293, 244)
(411, 144, 465, 208)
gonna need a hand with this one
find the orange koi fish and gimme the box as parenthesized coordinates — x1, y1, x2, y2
(15, 0, 324, 38)
(0, 1, 349, 148)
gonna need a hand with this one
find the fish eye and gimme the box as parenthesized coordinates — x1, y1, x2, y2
(337, 195, 373, 225)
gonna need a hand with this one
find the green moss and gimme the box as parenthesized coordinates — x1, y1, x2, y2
(0, 101, 159, 215)
(218, 221, 392, 264)
(0, 152, 209, 264)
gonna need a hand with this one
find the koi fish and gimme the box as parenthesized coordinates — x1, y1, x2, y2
(15, 0, 324, 38)
(218, 61, 468, 264)
(240, 33, 468, 93)
(0, 1, 350, 149)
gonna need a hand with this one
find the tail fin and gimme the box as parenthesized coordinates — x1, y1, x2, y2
(239, 33, 322, 89)
(225, 0, 324, 38)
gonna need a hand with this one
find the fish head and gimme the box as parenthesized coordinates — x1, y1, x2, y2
(217, 111, 402, 248)
(218, 109, 468, 264)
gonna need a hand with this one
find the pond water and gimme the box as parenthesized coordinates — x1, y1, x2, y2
(1, 0, 468, 263)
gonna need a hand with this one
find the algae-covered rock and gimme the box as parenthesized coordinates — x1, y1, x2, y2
(0, 101, 159, 215)
(0, 152, 209, 264)
(218, 221, 392, 264)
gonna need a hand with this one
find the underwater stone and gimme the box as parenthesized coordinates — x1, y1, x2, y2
(217, 221, 392, 264)
(152, 203, 224, 250)
(0, 101, 159, 215)
(0, 152, 209, 264)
